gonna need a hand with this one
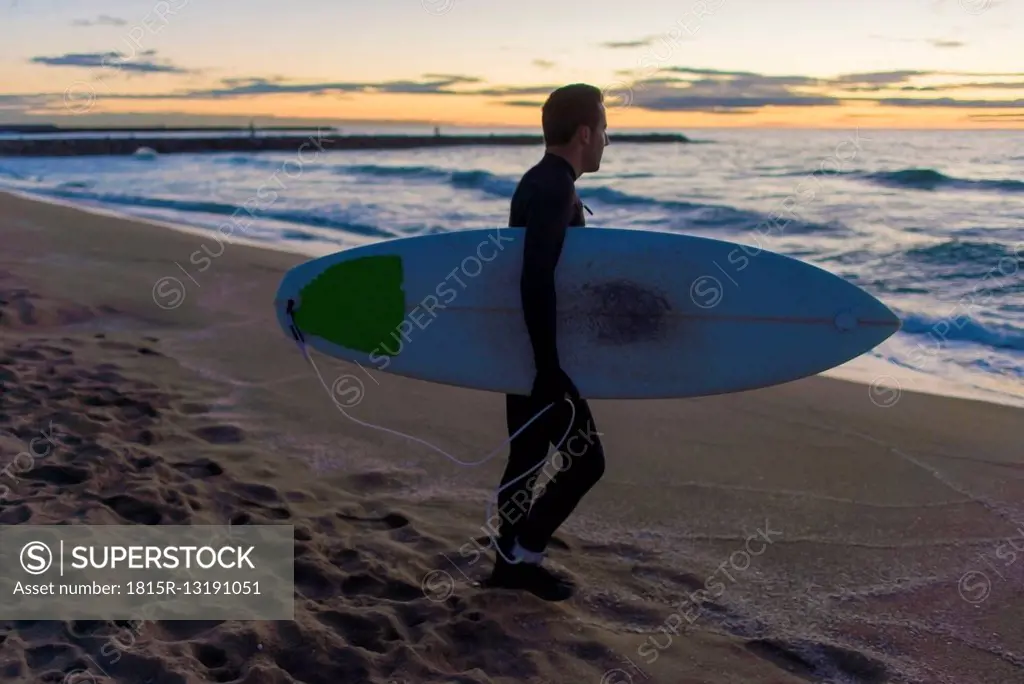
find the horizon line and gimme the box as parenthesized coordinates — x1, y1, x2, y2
(2, 124, 1022, 132)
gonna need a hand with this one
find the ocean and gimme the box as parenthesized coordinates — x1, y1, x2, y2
(0, 128, 1021, 408)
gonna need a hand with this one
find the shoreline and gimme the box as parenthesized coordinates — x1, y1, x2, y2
(0, 132, 690, 158)
(3, 187, 1020, 412)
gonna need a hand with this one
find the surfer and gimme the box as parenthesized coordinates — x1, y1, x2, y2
(484, 83, 609, 601)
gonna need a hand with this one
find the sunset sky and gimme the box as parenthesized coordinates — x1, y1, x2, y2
(1, 0, 1022, 129)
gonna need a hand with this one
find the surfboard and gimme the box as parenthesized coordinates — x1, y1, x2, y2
(274, 227, 901, 399)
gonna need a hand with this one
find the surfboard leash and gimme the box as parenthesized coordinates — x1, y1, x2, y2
(284, 299, 305, 345)
(284, 299, 576, 564)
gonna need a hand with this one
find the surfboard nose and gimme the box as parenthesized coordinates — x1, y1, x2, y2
(866, 292, 901, 328)
(843, 286, 902, 348)
(880, 301, 902, 331)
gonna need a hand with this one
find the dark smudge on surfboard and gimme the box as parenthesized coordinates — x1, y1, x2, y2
(582, 280, 672, 344)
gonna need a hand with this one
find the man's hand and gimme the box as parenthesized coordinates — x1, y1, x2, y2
(531, 366, 579, 404)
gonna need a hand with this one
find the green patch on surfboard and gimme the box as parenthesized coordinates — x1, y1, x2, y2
(293, 255, 406, 355)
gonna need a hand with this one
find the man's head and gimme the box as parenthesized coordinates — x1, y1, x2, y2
(541, 83, 608, 176)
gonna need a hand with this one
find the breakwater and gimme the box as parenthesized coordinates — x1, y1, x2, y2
(0, 132, 690, 157)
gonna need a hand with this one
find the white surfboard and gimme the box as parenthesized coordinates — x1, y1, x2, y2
(274, 227, 900, 399)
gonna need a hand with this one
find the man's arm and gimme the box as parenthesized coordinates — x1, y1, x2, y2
(520, 179, 575, 375)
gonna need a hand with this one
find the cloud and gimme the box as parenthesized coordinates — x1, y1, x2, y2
(46, 74, 489, 102)
(219, 76, 288, 89)
(0, 75, 509, 119)
(870, 34, 967, 49)
(638, 95, 840, 111)
(533, 59, 555, 69)
(72, 15, 128, 27)
(660, 67, 764, 78)
(500, 100, 545, 107)
(967, 113, 1024, 123)
(832, 71, 928, 86)
(30, 50, 189, 74)
(701, 108, 757, 115)
(0, 94, 53, 111)
(4, 65, 1022, 119)
(601, 38, 657, 49)
(898, 81, 1024, 91)
(565, 66, 1024, 113)
(876, 97, 1024, 108)
(601, 32, 692, 50)
(185, 74, 481, 98)
(651, 67, 823, 87)
(469, 84, 560, 97)
(422, 73, 483, 84)
(607, 68, 836, 112)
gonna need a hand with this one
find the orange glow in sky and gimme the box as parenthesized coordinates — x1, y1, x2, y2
(1, 0, 1021, 129)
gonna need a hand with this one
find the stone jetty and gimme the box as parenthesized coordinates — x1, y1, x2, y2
(0, 129, 690, 157)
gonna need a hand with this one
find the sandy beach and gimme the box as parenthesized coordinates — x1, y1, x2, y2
(1, 189, 1021, 684)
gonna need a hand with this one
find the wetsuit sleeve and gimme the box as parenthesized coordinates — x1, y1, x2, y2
(520, 178, 576, 374)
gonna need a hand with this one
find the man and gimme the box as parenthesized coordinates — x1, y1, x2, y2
(484, 83, 610, 601)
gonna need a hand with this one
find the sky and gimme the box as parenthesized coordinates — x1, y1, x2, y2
(0, 0, 1022, 129)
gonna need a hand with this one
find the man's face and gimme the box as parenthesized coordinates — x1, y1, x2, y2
(582, 105, 609, 173)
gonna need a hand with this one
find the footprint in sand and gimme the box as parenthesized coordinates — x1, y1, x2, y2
(192, 424, 245, 444)
(315, 609, 402, 653)
(745, 638, 888, 684)
(336, 511, 410, 530)
(102, 494, 164, 525)
(173, 458, 224, 479)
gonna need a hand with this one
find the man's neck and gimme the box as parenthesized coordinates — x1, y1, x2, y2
(544, 148, 581, 179)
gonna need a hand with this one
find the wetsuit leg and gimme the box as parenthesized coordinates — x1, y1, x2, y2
(515, 395, 605, 553)
(496, 393, 553, 548)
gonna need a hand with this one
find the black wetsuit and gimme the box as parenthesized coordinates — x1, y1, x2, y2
(497, 152, 606, 554)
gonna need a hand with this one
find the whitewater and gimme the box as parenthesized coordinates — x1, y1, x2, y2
(0, 128, 1021, 407)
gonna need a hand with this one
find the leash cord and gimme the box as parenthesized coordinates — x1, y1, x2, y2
(286, 301, 575, 564)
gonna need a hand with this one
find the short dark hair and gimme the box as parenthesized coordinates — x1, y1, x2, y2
(541, 83, 604, 146)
